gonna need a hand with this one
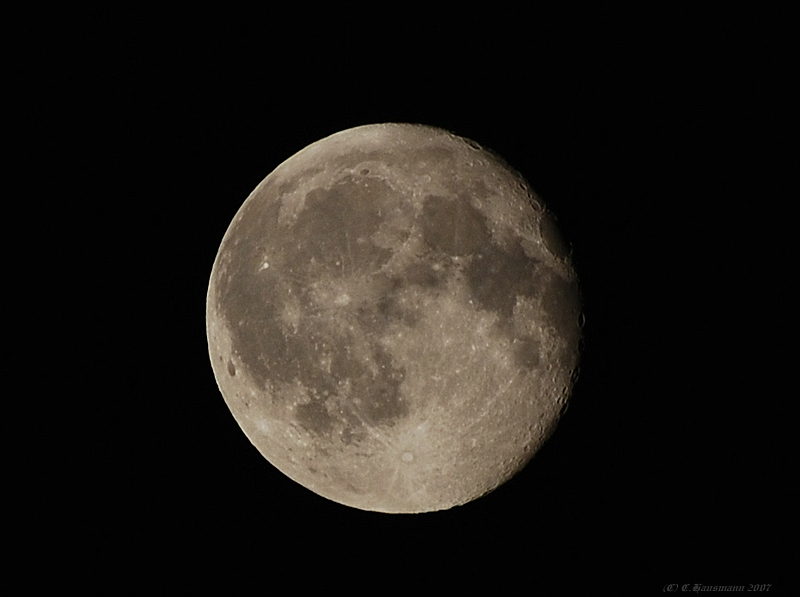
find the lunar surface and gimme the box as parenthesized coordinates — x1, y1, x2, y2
(206, 123, 581, 513)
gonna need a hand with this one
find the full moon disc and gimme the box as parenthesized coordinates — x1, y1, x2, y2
(207, 123, 581, 513)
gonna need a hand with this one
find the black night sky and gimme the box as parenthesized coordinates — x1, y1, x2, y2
(38, 5, 795, 591)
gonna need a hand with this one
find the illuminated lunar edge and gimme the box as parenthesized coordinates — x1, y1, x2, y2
(207, 123, 581, 513)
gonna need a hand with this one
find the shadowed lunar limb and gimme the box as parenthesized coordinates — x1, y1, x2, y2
(207, 123, 581, 513)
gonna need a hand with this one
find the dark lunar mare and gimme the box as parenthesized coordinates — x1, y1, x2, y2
(216, 155, 578, 447)
(417, 193, 558, 371)
(217, 175, 411, 439)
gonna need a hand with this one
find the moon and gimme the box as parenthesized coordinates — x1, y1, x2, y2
(206, 123, 581, 513)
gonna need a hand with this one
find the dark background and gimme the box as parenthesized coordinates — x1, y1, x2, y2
(32, 5, 795, 590)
